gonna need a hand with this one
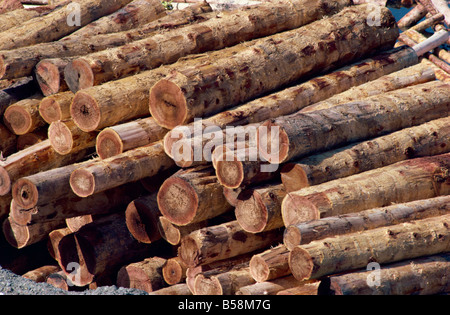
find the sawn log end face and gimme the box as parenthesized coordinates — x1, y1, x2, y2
(65, 58, 95, 93)
(235, 189, 268, 234)
(281, 193, 321, 227)
(288, 246, 314, 281)
(216, 159, 244, 189)
(35, 60, 62, 96)
(249, 255, 270, 283)
(96, 128, 124, 159)
(70, 91, 101, 132)
(70, 168, 96, 198)
(12, 177, 38, 209)
(48, 120, 74, 155)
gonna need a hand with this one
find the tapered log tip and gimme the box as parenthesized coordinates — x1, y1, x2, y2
(235, 189, 268, 233)
(216, 160, 244, 189)
(70, 168, 96, 198)
(0, 166, 11, 196)
(249, 255, 270, 283)
(283, 225, 302, 251)
(289, 246, 314, 281)
(149, 79, 188, 130)
(35, 60, 62, 96)
(39, 97, 63, 124)
(12, 178, 38, 209)
(281, 163, 310, 192)
(48, 121, 74, 155)
(4, 106, 32, 135)
(257, 120, 289, 164)
(281, 194, 320, 227)
(64, 59, 94, 93)
(157, 176, 198, 226)
(70, 91, 101, 132)
(96, 128, 123, 159)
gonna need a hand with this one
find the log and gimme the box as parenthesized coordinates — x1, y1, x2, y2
(35, 58, 74, 96)
(194, 264, 255, 295)
(45, 271, 71, 291)
(65, 0, 352, 91)
(258, 81, 450, 165)
(0, 0, 22, 13)
(236, 275, 304, 295)
(408, 13, 445, 32)
(163, 46, 420, 161)
(283, 195, 450, 251)
(157, 216, 207, 246)
(300, 62, 436, 113)
(276, 281, 320, 295)
(66, 0, 166, 38)
(397, 3, 427, 29)
(249, 244, 290, 283)
(319, 253, 450, 295)
(430, 0, 450, 25)
(2, 214, 66, 249)
(58, 213, 153, 287)
(0, 2, 213, 80)
(125, 193, 161, 244)
(0, 140, 87, 196)
(280, 115, 450, 192)
(22, 265, 60, 283)
(38, 91, 74, 124)
(65, 215, 94, 233)
(282, 153, 450, 227)
(0, 0, 134, 50)
(10, 182, 144, 226)
(157, 165, 233, 226)
(222, 186, 244, 207)
(3, 95, 45, 136)
(0, 123, 17, 157)
(288, 214, 450, 281)
(16, 128, 47, 151)
(69, 140, 174, 197)
(178, 220, 283, 267)
(96, 117, 169, 159)
(0, 194, 12, 220)
(162, 257, 187, 285)
(12, 158, 99, 209)
(0, 77, 39, 116)
(148, 283, 192, 295)
(235, 183, 286, 233)
(149, 4, 399, 129)
(48, 120, 97, 155)
(117, 257, 167, 293)
(47, 227, 71, 261)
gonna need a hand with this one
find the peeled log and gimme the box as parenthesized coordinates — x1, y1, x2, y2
(96, 117, 168, 159)
(235, 183, 286, 233)
(0, 0, 134, 50)
(258, 81, 450, 165)
(282, 153, 450, 227)
(66, 0, 352, 90)
(39, 91, 74, 124)
(58, 213, 152, 287)
(178, 220, 283, 267)
(117, 257, 167, 293)
(47, 227, 72, 261)
(69, 140, 175, 197)
(3, 96, 45, 135)
(319, 253, 450, 295)
(288, 215, 450, 281)
(48, 120, 97, 155)
(283, 195, 450, 251)
(0, 140, 87, 196)
(280, 115, 450, 192)
(157, 165, 233, 226)
(149, 4, 399, 129)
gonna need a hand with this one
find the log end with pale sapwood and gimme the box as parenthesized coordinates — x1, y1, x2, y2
(48, 120, 97, 155)
(39, 91, 74, 124)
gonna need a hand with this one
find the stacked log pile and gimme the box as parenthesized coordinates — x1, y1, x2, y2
(0, 0, 449, 296)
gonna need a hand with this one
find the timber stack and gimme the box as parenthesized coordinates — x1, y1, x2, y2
(0, 0, 449, 295)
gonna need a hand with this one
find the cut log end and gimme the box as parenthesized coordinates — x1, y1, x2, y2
(288, 246, 314, 281)
(64, 59, 94, 93)
(281, 194, 321, 227)
(70, 92, 101, 132)
(157, 176, 198, 226)
(280, 163, 310, 192)
(235, 189, 268, 234)
(35, 60, 63, 96)
(4, 106, 32, 135)
(179, 236, 201, 267)
(12, 178, 38, 209)
(162, 259, 184, 285)
(48, 121, 74, 155)
(163, 130, 187, 159)
(193, 274, 223, 295)
(69, 168, 96, 198)
(283, 225, 302, 251)
(149, 79, 188, 130)
(2, 217, 30, 249)
(39, 97, 63, 124)
(116, 265, 157, 293)
(96, 128, 124, 159)
(125, 200, 160, 244)
(257, 120, 289, 164)
(46, 273, 69, 291)
(0, 56, 6, 79)
(216, 160, 244, 189)
(157, 216, 181, 246)
(0, 167, 12, 196)
(249, 255, 270, 283)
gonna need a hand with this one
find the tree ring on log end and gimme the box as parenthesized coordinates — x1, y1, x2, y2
(70, 91, 102, 132)
(70, 168, 96, 198)
(288, 246, 314, 281)
(235, 189, 268, 234)
(96, 128, 124, 159)
(281, 194, 320, 227)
